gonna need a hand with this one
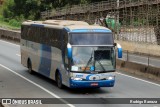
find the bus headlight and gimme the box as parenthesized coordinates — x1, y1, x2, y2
(71, 77, 83, 81)
(107, 76, 114, 80)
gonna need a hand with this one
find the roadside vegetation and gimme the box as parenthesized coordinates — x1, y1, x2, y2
(0, 0, 106, 30)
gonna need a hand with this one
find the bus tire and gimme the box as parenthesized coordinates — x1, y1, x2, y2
(27, 59, 34, 74)
(56, 72, 63, 89)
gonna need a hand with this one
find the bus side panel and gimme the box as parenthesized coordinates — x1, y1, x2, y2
(26, 41, 40, 72)
(21, 39, 70, 87)
(35, 44, 70, 87)
(38, 44, 51, 77)
(36, 44, 57, 80)
(21, 39, 28, 68)
(49, 47, 62, 80)
(21, 30, 70, 87)
(50, 46, 70, 87)
(21, 39, 41, 73)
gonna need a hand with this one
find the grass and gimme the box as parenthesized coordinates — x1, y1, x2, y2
(115, 40, 160, 57)
(0, 16, 20, 30)
(0, 20, 21, 30)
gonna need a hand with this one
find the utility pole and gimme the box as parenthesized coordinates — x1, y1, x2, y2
(46, 8, 47, 19)
(0, 0, 4, 5)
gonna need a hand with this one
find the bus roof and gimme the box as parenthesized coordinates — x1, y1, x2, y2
(22, 20, 112, 33)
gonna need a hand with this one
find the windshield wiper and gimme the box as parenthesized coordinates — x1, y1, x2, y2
(95, 52, 105, 71)
(96, 60, 105, 71)
(83, 49, 94, 72)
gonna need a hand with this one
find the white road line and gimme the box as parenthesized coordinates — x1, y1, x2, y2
(0, 40, 19, 47)
(0, 64, 75, 107)
(16, 54, 21, 57)
(117, 72, 160, 87)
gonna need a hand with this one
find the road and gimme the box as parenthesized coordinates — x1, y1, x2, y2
(0, 40, 160, 107)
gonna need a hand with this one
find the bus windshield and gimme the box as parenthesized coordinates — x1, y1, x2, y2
(71, 46, 116, 72)
(70, 33, 113, 45)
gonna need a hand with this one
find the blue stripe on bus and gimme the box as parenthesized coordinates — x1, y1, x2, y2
(31, 24, 44, 27)
(38, 44, 51, 77)
(70, 79, 115, 88)
(71, 29, 111, 33)
(93, 29, 111, 32)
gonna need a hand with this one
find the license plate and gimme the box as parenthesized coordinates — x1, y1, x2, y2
(91, 83, 98, 86)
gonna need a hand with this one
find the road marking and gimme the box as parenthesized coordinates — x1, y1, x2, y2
(16, 54, 21, 57)
(0, 64, 75, 107)
(117, 72, 160, 87)
(0, 40, 19, 47)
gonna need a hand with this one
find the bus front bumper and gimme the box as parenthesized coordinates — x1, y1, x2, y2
(70, 79, 115, 88)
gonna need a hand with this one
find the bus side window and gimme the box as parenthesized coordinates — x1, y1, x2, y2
(21, 25, 27, 39)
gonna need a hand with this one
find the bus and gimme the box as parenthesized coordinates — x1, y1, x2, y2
(21, 20, 122, 88)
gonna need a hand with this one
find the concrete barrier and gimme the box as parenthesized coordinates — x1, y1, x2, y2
(0, 28, 20, 42)
(117, 59, 160, 81)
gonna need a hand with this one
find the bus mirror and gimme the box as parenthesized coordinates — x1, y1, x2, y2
(118, 48, 122, 58)
(67, 43, 72, 59)
(117, 43, 122, 58)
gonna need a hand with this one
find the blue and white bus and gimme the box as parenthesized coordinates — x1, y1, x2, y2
(21, 20, 122, 88)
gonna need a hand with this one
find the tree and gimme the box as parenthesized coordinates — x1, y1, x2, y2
(1, 0, 108, 21)
(2, 0, 14, 19)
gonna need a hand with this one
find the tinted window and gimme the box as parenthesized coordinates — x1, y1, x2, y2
(70, 33, 113, 45)
(21, 25, 68, 49)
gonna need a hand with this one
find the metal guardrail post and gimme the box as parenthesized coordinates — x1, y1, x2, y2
(148, 54, 150, 67)
(127, 50, 129, 62)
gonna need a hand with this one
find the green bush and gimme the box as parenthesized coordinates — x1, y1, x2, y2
(0, 15, 4, 21)
(4, 18, 9, 22)
(8, 19, 21, 27)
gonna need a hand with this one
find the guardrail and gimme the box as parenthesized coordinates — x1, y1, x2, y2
(121, 50, 160, 68)
(0, 28, 20, 42)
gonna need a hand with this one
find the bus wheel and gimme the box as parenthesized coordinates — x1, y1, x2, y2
(56, 72, 63, 89)
(28, 60, 33, 74)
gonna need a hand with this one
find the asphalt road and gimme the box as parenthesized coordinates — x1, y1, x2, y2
(0, 40, 160, 107)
